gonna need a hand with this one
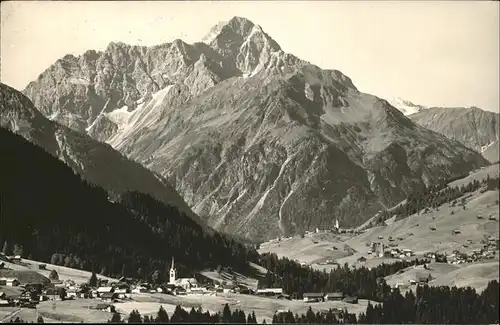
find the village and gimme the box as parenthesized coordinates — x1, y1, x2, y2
(0, 252, 369, 322)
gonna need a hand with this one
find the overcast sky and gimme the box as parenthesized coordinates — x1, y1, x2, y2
(1, 1, 498, 112)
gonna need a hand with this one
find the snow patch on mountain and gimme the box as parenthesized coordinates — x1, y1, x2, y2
(106, 85, 174, 148)
(388, 97, 427, 116)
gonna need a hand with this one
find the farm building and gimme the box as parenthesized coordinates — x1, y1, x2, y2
(0, 277, 20, 287)
(94, 303, 116, 313)
(131, 286, 149, 294)
(222, 284, 237, 293)
(325, 292, 344, 301)
(256, 288, 283, 296)
(276, 294, 291, 300)
(303, 293, 324, 303)
(115, 288, 129, 299)
(97, 287, 114, 294)
(402, 249, 414, 256)
(100, 292, 118, 302)
(0, 299, 11, 307)
(9, 256, 21, 262)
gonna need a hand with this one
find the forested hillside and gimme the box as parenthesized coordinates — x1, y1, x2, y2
(374, 171, 500, 224)
(0, 127, 258, 279)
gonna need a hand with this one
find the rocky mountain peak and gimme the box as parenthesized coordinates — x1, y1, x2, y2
(203, 16, 255, 43)
(202, 16, 281, 64)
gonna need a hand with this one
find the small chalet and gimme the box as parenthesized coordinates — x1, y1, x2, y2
(131, 285, 149, 294)
(115, 288, 129, 299)
(95, 303, 116, 313)
(0, 292, 6, 300)
(174, 287, 186, 295)
(165, 284, 177, 292)
(238, 286, 254, 295)
(9, 256, 21, 262)
(276, 294, 291, 300)
(38, 264, 47, 270)
(343, 296, 358, 304)
(453, 229, 461, 235)
(256, 288, 283, 296)
(2, 278, 20, 287)
(402, 249, 413, 257)
(44, 287, 64, 301)
(188, 287, 205, 295)
(325, 292, 344, 301)
(222, 284, 236, 293)
(0, 299, 11, 307)
(97, 287, 114, 294)
(303, 293, 324, 303)
(0, 262, 5, 269)
(100, 292, 118, 302)
(275, 309, 291, 316)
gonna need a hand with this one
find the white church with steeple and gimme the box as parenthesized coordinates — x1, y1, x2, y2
(169, 256, 177, 285)
(168, 256, 199, 290)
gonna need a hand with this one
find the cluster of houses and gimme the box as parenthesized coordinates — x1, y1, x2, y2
(358, 243, 416, 262)
(391, 273, 432, 290)
(386, 248, 415, 259)
(302, 292, 358, 304)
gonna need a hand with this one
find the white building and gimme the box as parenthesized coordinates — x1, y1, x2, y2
(168, 257, 199, 290)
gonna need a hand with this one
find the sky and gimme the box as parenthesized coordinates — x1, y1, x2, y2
(1, 1, 499, 112)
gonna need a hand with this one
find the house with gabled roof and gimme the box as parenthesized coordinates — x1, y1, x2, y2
(325, 292, 344, 301)
(303, 293, 324, 303)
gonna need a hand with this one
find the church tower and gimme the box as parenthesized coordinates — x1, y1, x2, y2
(169, 256, 176, 284)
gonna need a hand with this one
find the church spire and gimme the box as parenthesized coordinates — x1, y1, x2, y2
(169, 256, 177, 285)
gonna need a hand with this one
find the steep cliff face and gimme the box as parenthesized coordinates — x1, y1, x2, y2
(20, 17, 489, 241)
(0, 83, 204, 226)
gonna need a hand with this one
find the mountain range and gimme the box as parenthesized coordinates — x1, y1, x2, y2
(8, 16, 490, 241)
(388, 99, 499, 163)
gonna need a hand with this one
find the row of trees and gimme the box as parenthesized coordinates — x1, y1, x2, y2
(109, 305, 259, 324)
(0, 127, 258, 282)
(259, 252, 429, 300)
